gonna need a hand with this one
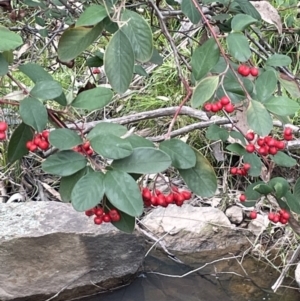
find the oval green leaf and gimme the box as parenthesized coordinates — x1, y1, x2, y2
(284, 191, 300, 214)
(270, 151, 297, 167)
(246, 99, 273, 136)
(243, 153, 262, 177)
(71, 171, 105, 211)
(49, 128, 83, 150)
(19, 63, 54, 83)
(58, 22, 103, 62)
(125, 134, 154, 148)
(87, 122, 128, 140)
(264, 96, 300, 116)
(0, 26, 23, 51)
(111, 147, 172, 174)
(105, 170, 143, 217)
(121, 9, 153, 62)
(231, 14, 257, 31)
(191, 76, 219, 108)
(42, 150, 87, 176)
(178, 149, 217, 197)
(266, 54, 292, 67)
(71, 87, 113, 112)
(253, 184, 273, 195)
(0, 53, 9, 76)
(191, 38, 220, 81)
(181, 0, 201, 24)
(255, 70, 277, 103)
(206, 124, 229, 142)
(19, 97, 48, 133)
(227, 32, 251, 62)
(104, 29, 134, 94)
(245, 181, 264, 200)
(30, 80, 63, 100)
(159, 139, 196, 169)
(76, 5, 108, 27)
(91, 134, 133, 159)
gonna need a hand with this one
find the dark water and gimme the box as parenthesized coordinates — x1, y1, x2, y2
(79, 252, 300, 301)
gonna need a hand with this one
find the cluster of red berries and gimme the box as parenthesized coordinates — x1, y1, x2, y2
(268, 209, 290, 225)
(26, 130, 50, 152)
(203, 96, 235, 113)
(0, 121, 8, 141)
(230, 163, 251, 176)
(245, 130, 290, 156)
(142, 186, 191, 207)
(73, 141, 94, 156)
(85, 206, 121, 225)
(237, 65, 259, 77)
(92, 68, 100, 74)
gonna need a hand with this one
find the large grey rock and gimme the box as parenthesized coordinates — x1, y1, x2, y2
(0, 201, 145, 301)
(141, 204, 253, 262)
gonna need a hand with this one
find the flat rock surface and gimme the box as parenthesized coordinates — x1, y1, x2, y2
(0, 201, 145, 301)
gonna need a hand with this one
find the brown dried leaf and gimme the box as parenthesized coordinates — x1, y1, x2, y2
(235, 107, 249, 136)
(250, 1, 282, 34)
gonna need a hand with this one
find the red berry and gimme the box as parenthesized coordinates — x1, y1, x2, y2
(238, 65, 250, 77)
(181, 190, 192, 200)
(245, 132, 255, 141)
(204, 103, 212, 111)
(34, 136, 42, 146)
(249, 211, 257, 219)
(284, 134, 293, 141)
(38, 140, 49, 150)
(103, 214, 111, 223)
(94, 216, 103, 225)
(29, 144, 38, 152)
(282, 211, 290, 220)
(109, 209, 121, 222)
(268, 212, 275, 221)
(280, 218, 288, 225)
(268, 146, 278, 155)
(42, 130, 49, 140)
(157, 194, 167, 207)
(85, 209, 94, 217)
(258, 146, 268, 156)
(224, 103, 235, 113)
(95, 208, 104, 217)
(275, 140, 285, 150)
(236, 169, 243, 175)
(239, 194, 246, 202)
(284, 127, 292, 136)
(257, 138, 265, 146)
(151, 195, 158, 206)
(220, 96, 230, 106)
(174, 193, 185, 206)
(165, 193, 174, 204)
(243, 163, 251, 171)
(250, 67, 259, 77)
(82, 141, 91, 150)
(86, 148, 93, 156)
(230, 167, 237, 175)
(245, 144, 255, 153)
(155, 189, 162, 196)
(142, 188, 151, 201)
(266, 138, 276, 147)
(0, 132, 6, 140)
(92, 68, 100, 74)
(0, 121, 8, 132)
(211, 104, 219, 113)
(171, 186, 179, 193)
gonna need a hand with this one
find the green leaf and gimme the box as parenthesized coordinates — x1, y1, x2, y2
(104, 30, 134, 94)
(191, 38, 220, 81)
(246, 100, 273, 136)
(279, 77, 300, 98)
(178, 149, 217, 197)
(206, 124, 229, 142)
(125, 134, 154, 148)
(91, 134, 133, 159)
(105, 170, 143, 217)
(231, 14, 257, 31)
(0, 26, 23, 51)
(264, 96, 300, 116)
(226, 143, 246, 156)
(294, 178, 300, 199)
(71, 171, 105, 211)
(19, 63, 53, 83)
(253, 184, 273, 195)
(269, 177, 289, 198)
(134, 65, 148, 77)
(19, 97, 48, 133)
(59, 168, 87, 203)
(49, 128, 83, 150)
(159, 139, 196, 169)
(42, 150, 87, 176)
(149, 48, 163, 65)
(71, 87, 113, 111)
(121, 9, 153, 62)
(284, 191, 300, 214)
(110, 209, 136, 233)
(87, 122, 128, 140)
(30, 80, 63, 100)
(111, 147, 172, 174)
(76, 5, 108, 27)
(53, 92, 67, 106)
(7, 123, 34, 164)
(234, 0, 261, 20)
(58, 22, 103, 62)
(191, 76, 219, 108)
(181, 0, 201, 24)
(266, 54, 292, 67)
(227, 32, 251, 62)
(245, 181, 264, 200)
(86, 54, 103, 67)
(243, 153, 262, 177)
(255, 70, 278, 103)
(229, 131, 246, 144)
(0, 53, 9, 76)
(270, 151, 297, 167)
